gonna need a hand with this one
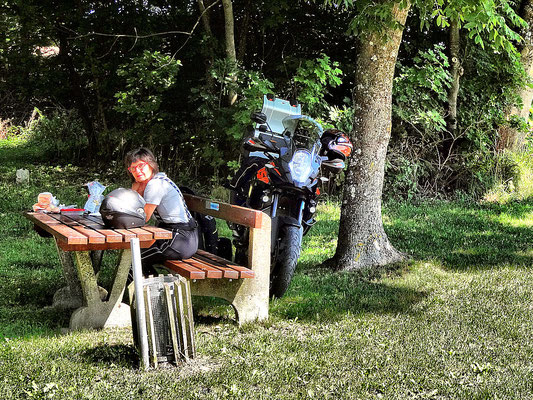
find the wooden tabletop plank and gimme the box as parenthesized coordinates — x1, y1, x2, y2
(66, 215, 124, 243)
(80, 216, 137, 242)
(57, 239, 156, 252)
(164, 260, 206, 279)
(71, 214, 171, 241)
(68, 214, 105, 228)
(25, 212, 88, 245)
(115, 229, 136, 242)
(195, 249, 254, 278)
(84, 214, 107, 225)
(141, 226, 173, 240)
(181, 258, 223, 279)
(127, 228, 153, 241)
(48, 214, 106, 244)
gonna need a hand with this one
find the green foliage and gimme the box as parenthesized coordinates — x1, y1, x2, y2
(189, 60, 275, 177)
(226, 68, 276, 140)
(483, 150, 533, 203)
(327, 101, 354, 133)
(393, 43, 452, 134)
(25, 109, 88, 164)
(429, 0, 526, 55)
(114, 50, 182, 126)
(293, 54, 343, 116)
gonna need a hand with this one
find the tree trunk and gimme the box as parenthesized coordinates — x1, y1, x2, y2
(197, 0, 216, 90)
(237, 0, 252, 62)
(221, 0, 237, 105)
(58, 32, 98, 161)
(447, 19, 462, 135)
(328, 2, 410, 271)
(497, 0, 533, 151)
(197, 0, 213, 36)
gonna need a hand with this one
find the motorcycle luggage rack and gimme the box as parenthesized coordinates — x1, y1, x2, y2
(248, 95, 302, 160)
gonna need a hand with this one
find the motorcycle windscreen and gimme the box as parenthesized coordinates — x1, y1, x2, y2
(282, 116, 323, 149)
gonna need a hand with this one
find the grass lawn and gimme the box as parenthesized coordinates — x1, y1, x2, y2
(1, 139, 532, 399)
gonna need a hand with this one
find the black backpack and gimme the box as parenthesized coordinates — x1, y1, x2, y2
(179, 186, 219, 254)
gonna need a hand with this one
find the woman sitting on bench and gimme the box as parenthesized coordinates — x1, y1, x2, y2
(125, 147, 198, 276)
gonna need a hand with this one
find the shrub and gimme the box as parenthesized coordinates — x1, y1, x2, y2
(27, 109, 88, 163)
(483, 150, 533, 202)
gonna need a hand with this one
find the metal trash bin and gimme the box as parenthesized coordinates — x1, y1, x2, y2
(129, 274, 195, 367)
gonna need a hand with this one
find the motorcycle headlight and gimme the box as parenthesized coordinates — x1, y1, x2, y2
(289, 150, 312, 185)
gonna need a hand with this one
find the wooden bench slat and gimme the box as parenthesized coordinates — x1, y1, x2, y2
(26, 212, 88, 244)
(189, 256, 239, 279)
(181, 258, 223, 279)
(194, 249, 255, 278)
(164, 260, 206, 280)
(48, 214, 106, 244)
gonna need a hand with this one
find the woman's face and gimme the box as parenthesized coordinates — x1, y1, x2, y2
(128, 160, 153, 183)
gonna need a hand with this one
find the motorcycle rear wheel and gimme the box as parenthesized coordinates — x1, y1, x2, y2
(270, 225, 302, 298)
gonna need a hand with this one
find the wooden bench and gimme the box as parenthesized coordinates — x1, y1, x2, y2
(161, 194, 271, 325)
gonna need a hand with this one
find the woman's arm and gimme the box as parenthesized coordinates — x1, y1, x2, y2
(144, 203, 158, 222)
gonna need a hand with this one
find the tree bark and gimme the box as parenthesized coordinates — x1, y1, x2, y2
(328, 2, 410, 271)
(447, 18, 462, 135)
(197, 0, 213, 37)
(197, 0, 216, 90)
(221, 0, 237, 105)
(237, 0, 252, 62)
(497, 0, 533, 151)
(57, 32, 98, 161)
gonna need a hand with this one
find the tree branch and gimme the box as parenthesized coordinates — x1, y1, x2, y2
(67, 0, 221, 44)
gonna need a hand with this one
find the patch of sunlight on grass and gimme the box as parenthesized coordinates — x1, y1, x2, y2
(315, 200, 340, 220)
(497, 210, 533, 228)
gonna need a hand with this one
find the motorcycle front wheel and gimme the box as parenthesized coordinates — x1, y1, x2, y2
(270, 225, 302, 298)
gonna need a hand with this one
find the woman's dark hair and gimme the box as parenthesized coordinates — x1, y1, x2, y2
(125, 147, 159, 179)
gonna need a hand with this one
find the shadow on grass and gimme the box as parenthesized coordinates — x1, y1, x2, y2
(192, 296, 238, 325)
(0, 271, 60, 307)
(385, 200, 533, 271)
(8, 260, 57, 270)
(82, 344, 138, 368)
(272, 267, 427, 322)
(0, 306, 70, 337)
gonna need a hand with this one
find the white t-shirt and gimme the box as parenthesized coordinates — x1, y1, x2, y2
(143, 173, 191, 224)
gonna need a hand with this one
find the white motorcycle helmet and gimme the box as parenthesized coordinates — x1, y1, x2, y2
(100, 188, 146, 229)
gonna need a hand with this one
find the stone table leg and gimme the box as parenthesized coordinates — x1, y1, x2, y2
(52, 241, 84, 309)
(69, 249, 132, 330)
(90, 250, 104, 276)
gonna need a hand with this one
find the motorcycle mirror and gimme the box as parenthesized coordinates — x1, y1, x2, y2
(258, 124, 268, 132)
(251, 111, 267, 124)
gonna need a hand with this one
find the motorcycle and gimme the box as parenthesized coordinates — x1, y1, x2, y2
(229, 96, 349, 297)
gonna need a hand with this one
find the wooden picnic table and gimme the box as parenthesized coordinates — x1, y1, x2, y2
(24, 211, 172, 330)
